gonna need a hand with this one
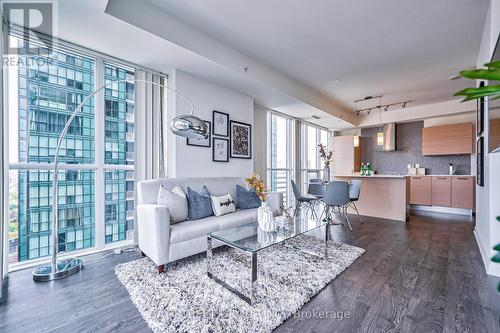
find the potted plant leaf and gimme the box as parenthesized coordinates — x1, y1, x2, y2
(455, 60, 500, 292)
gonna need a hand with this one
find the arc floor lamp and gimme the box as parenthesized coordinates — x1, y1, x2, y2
(32, 79, 207, 281)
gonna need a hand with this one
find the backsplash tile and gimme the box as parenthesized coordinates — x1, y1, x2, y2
(361, 121, 471, 175)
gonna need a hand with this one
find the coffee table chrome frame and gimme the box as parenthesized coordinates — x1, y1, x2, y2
(206, 223, 331, 305)
(207, 235, 257, 304)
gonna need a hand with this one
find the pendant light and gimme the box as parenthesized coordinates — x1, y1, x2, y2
(376, 96, 384, 146)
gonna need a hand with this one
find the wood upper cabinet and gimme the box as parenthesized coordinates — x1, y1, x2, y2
(452, 176, 474, 209)
(489, 118, 500, 152)
(410, 176, 432, 205)
(332, 135, 361, 175)
(431, 176, 451, 207)
(422, 123, 473, 155)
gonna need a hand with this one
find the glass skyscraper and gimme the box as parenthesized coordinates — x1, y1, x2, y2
(103, 64, 135, 243)
(9, 37, 135, 262)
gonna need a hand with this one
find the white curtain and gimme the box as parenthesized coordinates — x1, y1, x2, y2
(133, 70, 167, 241)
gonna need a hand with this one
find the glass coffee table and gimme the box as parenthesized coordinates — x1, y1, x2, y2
(207, 217, 330, 305)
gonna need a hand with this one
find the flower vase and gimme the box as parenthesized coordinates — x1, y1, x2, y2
(258, 202, 276, 232)
(323, 166, 330, 182)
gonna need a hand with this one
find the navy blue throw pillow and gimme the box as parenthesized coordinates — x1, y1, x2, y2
(235, 184, 261, 210)
(187, 186, 214, 220)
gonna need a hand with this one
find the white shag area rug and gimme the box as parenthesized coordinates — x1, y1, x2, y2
(115, 235, 364, 333)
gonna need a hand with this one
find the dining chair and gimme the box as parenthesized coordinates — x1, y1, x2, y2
(291, 179, 318, 218)
(308, 182, 325, 217)
(320, 181, 353, 231)
(309, 178, 322, 183)
(348, 179, 363, 224)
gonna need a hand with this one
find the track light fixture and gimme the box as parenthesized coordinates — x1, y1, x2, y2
(354, 97, 412, 114)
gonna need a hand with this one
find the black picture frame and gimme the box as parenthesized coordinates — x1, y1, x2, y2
(477, 81, 485, 136)
(477, 136, 484, 186)
(212, 137, 229, 162)
(186, 120, 211, 147)
(212, 110, 229, 137)
(230, 120, 252, 159)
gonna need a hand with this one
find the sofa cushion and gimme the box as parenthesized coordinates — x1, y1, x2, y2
(211, 193, 236, 217)
(157, 185, 188, 223)
(187, 186, 214, 220)
(170, 217, 220, 244)
(235, 185, 261, 209)
(215, 208, 258, 230)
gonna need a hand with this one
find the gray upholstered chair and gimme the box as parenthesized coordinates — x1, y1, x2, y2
(348, 179, 363, 224)
(308, 182, 326, 217)
(291, 179, 318, 218)
(309, 178, 322, 183)
(320, 181, 352, 231)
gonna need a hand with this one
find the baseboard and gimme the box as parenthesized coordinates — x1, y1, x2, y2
(474, 229, 490, 272)
(411, 205, 472, 216)
(473, 229, 500, 277)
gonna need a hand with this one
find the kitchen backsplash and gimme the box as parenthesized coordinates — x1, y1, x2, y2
(361, 121, 471, 175)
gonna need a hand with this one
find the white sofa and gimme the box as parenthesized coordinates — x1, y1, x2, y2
(137, 177, 283, 272)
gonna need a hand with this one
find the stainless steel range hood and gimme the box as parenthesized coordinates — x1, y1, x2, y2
(380, 123, 396, 151)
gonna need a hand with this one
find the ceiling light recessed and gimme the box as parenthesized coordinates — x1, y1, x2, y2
(332, 78, 341, 84)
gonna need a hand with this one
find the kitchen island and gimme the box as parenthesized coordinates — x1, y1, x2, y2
(335, 174, 409, 222)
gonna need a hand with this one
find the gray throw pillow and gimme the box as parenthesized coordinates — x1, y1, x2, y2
(157, 185, 188, 223)
(187, 186, 214, 220)
(235, 184, 261, 210)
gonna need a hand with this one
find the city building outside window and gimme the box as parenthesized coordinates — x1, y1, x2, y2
(266, 112, 294, 207)
(301, 123, 330, 192)
(6, 36, 138, 266)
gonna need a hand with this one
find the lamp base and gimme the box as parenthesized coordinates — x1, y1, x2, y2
(32, 258, 83, 282)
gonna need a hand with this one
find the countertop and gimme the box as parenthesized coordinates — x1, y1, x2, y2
(336, 174, 474, 178)
(335, 174, 408, 179)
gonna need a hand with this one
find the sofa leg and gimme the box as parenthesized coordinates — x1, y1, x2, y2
(140, 250, 146, 257)
(158, 264, 165, 273)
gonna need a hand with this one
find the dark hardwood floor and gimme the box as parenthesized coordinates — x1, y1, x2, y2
(1, 212, 499, 333)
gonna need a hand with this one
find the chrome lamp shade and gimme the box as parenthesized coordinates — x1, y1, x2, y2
(170, 115, 209, 139)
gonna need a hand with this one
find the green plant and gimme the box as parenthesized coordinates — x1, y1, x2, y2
(493, 216, 500, 292)
(455, 61, 500, 292)
(454, 60, 500, 101)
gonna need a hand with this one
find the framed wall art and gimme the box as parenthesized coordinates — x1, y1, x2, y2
(213, 137, 229, 162)
(212, 111, 229, 137)
(230, 120, 251, 159)
(187, 120, 211, 147)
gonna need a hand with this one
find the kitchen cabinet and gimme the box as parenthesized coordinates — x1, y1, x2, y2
(422, 123, 473, 155)
(332, 135, 361, 176)
(489, 118, 500, 152)
(431, 176, 451, 207)
(452, 176, 474, 209)
(410, 176, 432, 205)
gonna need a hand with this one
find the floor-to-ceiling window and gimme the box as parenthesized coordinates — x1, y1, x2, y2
(266, 112, 294, 206)
(5, 36, 140, 266)
(301, 123, 330, 191)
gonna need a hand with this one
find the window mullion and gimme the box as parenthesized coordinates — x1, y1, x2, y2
(94, 58, 105, 250)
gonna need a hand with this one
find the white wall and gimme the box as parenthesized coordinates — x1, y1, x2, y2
(168, 70, 255, 178)
(474, 0, 500, 276)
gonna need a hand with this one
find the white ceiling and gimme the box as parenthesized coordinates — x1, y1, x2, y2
(148, 0, 488, 111)
(55, 0, 352, 129)
(55, 0, 488, 129)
